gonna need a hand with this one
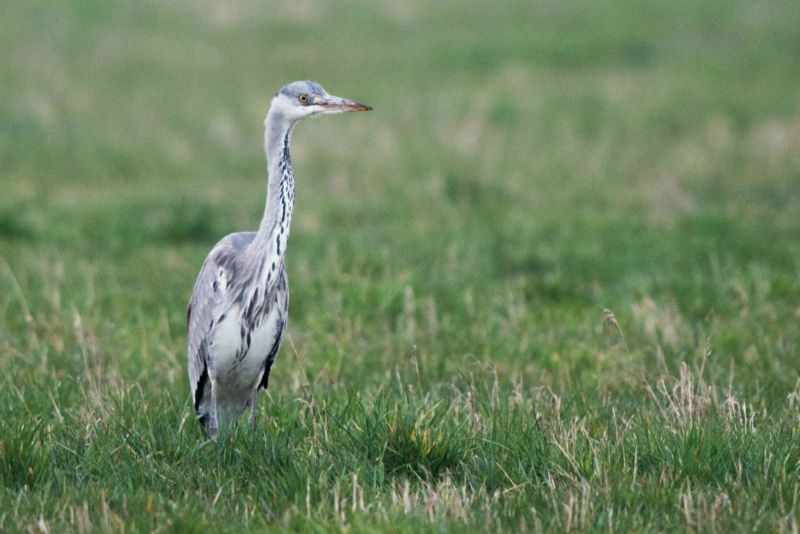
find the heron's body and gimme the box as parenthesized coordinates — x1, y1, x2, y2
(187, 81, 370, 435)
(188, 231, 288, 425)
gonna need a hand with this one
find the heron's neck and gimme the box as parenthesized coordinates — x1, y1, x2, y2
(255, 113, 295, 268)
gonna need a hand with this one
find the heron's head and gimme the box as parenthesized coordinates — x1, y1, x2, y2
(270, 80, 371, 123)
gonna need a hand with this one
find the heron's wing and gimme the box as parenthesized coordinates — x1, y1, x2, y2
(258, 267, 289, 390)
(186, 255, 223, 412)
(187, 232, 256, 410)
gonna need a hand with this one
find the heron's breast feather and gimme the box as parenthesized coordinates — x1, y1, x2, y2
(209, 304, 282, 393)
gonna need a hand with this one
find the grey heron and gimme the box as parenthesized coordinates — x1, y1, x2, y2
(187, 80, 371, 436)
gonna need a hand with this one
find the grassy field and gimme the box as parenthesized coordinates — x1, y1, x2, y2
(2, 0, 799, 531)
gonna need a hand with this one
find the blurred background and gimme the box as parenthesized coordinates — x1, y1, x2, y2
(1, 0, 800, 529)
(1, 0, 799, 393)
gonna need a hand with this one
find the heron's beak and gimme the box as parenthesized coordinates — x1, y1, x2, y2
(317, 95, 372, 112)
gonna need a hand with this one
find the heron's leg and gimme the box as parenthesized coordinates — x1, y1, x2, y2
(209, 377, 219, 439)
(248, 389, 258, 429)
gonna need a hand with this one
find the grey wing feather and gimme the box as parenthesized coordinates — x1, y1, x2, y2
(187, 255, 219, 408)
(187, 232, 256, 408)
(258, 268, 289, 390)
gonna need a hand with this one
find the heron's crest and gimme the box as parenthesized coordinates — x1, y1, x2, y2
(278, 80, 327, 99)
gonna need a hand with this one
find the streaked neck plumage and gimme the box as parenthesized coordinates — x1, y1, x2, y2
(251, 107, 295, 282)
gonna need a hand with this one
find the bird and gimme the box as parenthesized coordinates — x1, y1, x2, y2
(187, 80, 371, 436)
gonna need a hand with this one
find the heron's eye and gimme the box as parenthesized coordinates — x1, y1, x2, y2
(298, 94, 309, 104)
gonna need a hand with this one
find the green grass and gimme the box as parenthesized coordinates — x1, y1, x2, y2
(1, 0, 799, 531)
